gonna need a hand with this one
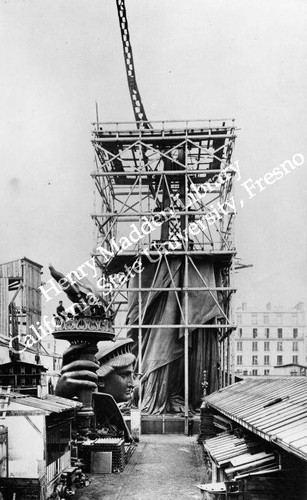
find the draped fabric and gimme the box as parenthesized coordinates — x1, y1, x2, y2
(126, 256, 221, 414)
(189, 327, 220, 409)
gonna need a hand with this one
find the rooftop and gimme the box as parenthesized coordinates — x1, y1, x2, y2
(236, 301, 305, 313)
(0, 391, 83, 416)
(204, 377, 307, 461)
(0, 256, 43, 270)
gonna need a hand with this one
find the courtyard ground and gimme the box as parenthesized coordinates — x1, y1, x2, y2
(75, 434, 208, 500)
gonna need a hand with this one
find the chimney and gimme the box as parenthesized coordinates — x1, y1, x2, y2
(266, 302, 271, 311)
(295, 302, 304, 311)
(242, 302, 247, 311)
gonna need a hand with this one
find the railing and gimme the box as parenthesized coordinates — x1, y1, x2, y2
(92, 118, 236, 134)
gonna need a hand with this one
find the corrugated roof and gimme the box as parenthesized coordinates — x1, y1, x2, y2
(204, 377, 307, 461)
(203, 431, 264, 466)
(224, 452, 279, 477)
(203, 430, 279, 478)
(1, 392, 82, 415)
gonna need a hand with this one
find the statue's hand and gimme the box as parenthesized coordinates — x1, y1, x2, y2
(55, 344, 100, 399)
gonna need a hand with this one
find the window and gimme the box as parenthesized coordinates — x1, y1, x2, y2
(264, 355, 270, 366)
(264, 341, 270, 351)
(293, 341, 298, 351)
(277, 328, 283, 338)
(276, 314, 282, 325)
(252, 341, 258, 352)
(237, 341, 242, 351)
(252, 314, 257, 325)
(252, 355, 258, 366)
(265, 328, 270, 338)
(263, 315, 269, 324)
(293, 328, 298, 339)
(239, 328, 243, 338)
(243, 370, 248, 376)
(252, 369, 258, 376)
(277, 342, 283, 351)
(20, 365, 25, 375)
(292, 313, 298, 325)
(293, 355, 298, 364)
(253, 328, 258, 338)
(264, 369, 270, 376)
(277, 355, 283, 366)
(237, 355, 243, 366)
(237, 315, 242, 325)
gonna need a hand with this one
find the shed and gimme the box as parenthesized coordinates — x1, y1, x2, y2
(0, 391, 82, 500)
(199, 377, 307, 499)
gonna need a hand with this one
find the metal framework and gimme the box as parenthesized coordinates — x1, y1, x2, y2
(91, 118, 237, 427)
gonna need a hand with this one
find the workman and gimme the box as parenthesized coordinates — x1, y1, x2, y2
(56, 300, 66, 319)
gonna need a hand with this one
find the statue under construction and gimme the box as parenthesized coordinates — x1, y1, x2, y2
(91, 117, 238, 424)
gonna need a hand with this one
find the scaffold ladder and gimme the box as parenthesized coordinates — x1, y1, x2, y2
(116, 0, 151, 128)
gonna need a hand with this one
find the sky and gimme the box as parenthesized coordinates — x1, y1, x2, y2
(0, 0, 306, 324)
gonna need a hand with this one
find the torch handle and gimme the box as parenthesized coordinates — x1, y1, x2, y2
(78, 344, 98, 410)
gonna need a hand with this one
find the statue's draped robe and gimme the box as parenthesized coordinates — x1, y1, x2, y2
(127, 257, 221, 414)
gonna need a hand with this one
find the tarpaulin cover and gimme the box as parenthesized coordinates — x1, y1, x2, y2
(127, 256, 221, 414)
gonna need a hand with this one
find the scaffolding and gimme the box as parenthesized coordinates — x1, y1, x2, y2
(91, 118, 238, 428)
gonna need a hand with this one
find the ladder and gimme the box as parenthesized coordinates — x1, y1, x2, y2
(116, 0, 151, 128)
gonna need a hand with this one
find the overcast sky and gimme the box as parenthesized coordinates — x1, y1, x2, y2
(0, 0, 306, 320)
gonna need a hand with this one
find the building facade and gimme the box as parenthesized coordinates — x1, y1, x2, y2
(233, 302, 306, 377)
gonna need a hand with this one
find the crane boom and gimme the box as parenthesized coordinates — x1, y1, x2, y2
(116, 0, 151, 128)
